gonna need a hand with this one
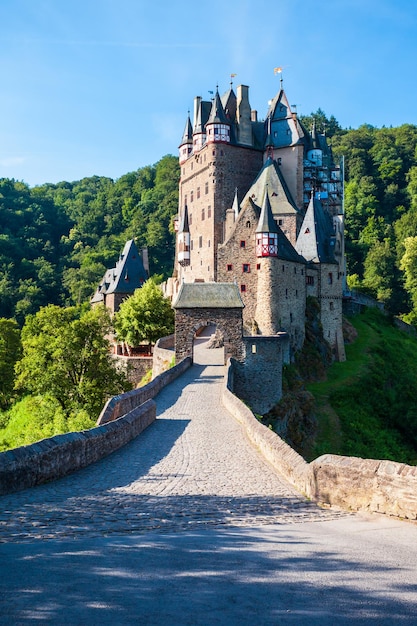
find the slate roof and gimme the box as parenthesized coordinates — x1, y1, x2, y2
(173, 282, 244, 309)
(90, 239, 148, 303)
(295, 194, 337, 264)
(242, 157, 301, 216)
(256, 191, 278, 233)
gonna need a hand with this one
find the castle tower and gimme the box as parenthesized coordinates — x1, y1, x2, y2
(176, 84, 263, 287)
(179, 114, 193, 165)
(254, 191, 281, 335)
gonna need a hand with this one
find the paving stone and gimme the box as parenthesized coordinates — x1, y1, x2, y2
(0, 342, 347, 544)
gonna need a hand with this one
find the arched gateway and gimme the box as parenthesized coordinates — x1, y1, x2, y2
(173, 283, 244, 364)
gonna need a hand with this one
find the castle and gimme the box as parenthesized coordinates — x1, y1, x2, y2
(170, 78, 346, 362)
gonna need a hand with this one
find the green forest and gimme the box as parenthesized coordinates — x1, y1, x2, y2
(2, 113, 417, 459)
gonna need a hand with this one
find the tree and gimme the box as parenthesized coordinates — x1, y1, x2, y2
(15, 305, 130, 417)
(0, 318, 21, 409)
(400, 236, 417, 310)
(114, 279, 175, 352)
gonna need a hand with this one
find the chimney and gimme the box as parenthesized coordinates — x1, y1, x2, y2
(236, 85, 253, 146)
(142, 247, 150, 276)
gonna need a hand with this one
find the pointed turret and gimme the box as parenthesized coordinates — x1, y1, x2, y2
(206, 89, 231, 144)
(178, 205, 191, 267)
(232, 188, 240, 219)
(179, 114, 193, 164)
(256, 190, 278, 257)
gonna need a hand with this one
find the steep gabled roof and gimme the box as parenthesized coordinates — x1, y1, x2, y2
(242, 157, 301, 216)
(265, 88, 306, 148)
(221, 88, 237, 122)
(295, 194, 337, 264)
(91, 240, 148, 303)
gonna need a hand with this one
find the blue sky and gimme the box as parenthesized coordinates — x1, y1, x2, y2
(1, 0, 417, 187)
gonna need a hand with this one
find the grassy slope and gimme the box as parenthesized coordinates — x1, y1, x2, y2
(305, 308, 417, 465)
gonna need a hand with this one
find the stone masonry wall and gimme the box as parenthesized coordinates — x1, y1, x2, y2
(175, 308, 243, 363)
(113, 355, 153, 386)
(152, 334, 175, 379)
(232, 334, 289, 414)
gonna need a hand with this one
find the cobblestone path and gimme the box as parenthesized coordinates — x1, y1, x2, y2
(0, 337, 346, 544)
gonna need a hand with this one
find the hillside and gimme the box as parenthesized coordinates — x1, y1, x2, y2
(266, 308, 417, 465)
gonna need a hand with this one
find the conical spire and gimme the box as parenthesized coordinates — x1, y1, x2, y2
(207, 88, 230, 125)
(256, 189, 278, 234)
(180, 114, 193, 146)
(232, 188, 240, 219)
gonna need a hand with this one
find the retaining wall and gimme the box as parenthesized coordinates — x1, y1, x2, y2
(224, 359, 417, 520)
(0, 400, 156, 495)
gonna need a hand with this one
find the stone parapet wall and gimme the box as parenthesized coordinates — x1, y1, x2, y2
(308, 455, 417, 520)
(97, 357, 192, 425)
(152, 334, 175, 379)
(0, 400, 156, 496)
(223, 361, 309, 493)
(224, 360, 417, 521)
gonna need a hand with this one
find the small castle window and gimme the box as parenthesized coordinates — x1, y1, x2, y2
(277, 157, 282, 165)
(328, 273, 333, 285)
(272, 192, 278, 197)
(305, 227, 310, 234)
(190, 191, 194, 203)
(285, 288, 288, 297)
(199, 236, 203, 248)
(306, 275, 314, 285)
(197, 187, 200, 199)
(294, 267, 297, 274)
(278, 219, 283, 225)
(205, 182, 209, 194)
(240, 240, 246, 248)
(208, 206, 212, 218)
(256, 263, 261, 270)
(191, 162, 193, 170)
(191, 240, 194, 250)
(290, 313, 293, 323)
(241, 284, 246, 292)
(227, 264, 233, 271)
(201, 208, 205, 220)
(330, 302, 334, 311)
(189, 213, 192, 224)
(243, 264, 250, 273)
(282, 265, 285, 272)
(246, 220, 251, 228)
(208, 240, 211, 247)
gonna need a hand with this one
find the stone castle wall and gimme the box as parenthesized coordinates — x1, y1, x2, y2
(178, 142, 262, 283)
(318, 262, 346, 361)
(175, 308, 244, 363)
(232, 334, 289, 414)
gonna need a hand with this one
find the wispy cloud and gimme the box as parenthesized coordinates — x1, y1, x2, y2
(0, 156, 26, 167)
(0, 38, 213, 49)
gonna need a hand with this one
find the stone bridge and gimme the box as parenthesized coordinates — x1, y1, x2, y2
(1, 332, 417, 623)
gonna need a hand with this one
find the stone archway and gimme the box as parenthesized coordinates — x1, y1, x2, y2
(173, 283, 244, 364)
